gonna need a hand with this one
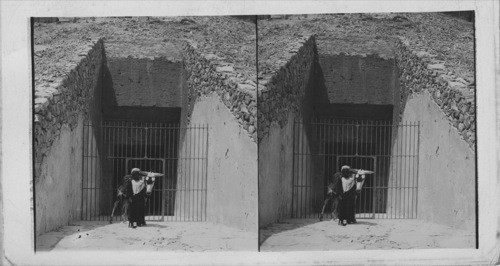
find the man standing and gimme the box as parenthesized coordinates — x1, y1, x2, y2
(127, 168, 147, 228)
(337, 165, 357, 226)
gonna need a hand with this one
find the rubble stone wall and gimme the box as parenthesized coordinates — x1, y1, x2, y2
(180, 40, 257, 142)
(258, 36, 316, 227)
(176, 41, 258, 232)
(34, 39, 104, 169)
(34, 40, 104, 235)
(257, 35, 316, 141)
(395, 38, 476, 149)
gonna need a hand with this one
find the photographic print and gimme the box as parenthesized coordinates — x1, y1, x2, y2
(33, 16, 258, 252)
(257, 12, 477, 251)
(2, 1, 499, 264)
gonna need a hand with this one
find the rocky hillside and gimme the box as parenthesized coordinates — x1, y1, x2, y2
(258, 13, 475, 89)
(34, 16, 257, 92)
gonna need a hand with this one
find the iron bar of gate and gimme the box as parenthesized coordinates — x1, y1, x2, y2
(292, 119, 419, 220)
(81, 121, 208, 222)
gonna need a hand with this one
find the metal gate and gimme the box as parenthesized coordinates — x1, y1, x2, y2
(81, 121, 208, 222)
(292, 118, 420, 219)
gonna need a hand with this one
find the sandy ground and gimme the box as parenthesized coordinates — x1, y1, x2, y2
(259, 218, 475, 251)
(36, 221, 257, 252)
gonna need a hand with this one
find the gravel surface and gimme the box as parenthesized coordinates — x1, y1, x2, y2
(36, 221, 257, 251)
(260, 218, 475, 251)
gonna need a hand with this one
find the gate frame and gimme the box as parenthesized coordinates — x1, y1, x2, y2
(291, 118, 420, 220)
(81, 121, 209, 222)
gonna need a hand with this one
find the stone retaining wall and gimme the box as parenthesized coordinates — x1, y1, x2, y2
(181, 40, 257, 141)
(396, 38, 475, 149)
(257, 35, 316, 142)
(34, 39, 104, 175)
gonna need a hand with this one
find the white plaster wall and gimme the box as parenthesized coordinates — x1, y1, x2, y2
(392, 91, 475, 230)
(177, 94, 258, 233)
(35, 116, 84, 235)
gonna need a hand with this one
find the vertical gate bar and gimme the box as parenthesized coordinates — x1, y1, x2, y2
(391, 121, 395, 219)
(182, 126, 187, 221)
(413, 122, 416, 218)
(99, 123, 102, 221)
(306, 120, 308, 218)
(111, 122, 115, 221)
(305, 121, 309, 218)
(93, 122, 97, 220)
(199, 124, 202, 221)
(414, 122, 418, 218)
(390, 121, 394, 219)
(291, 120, 295, 218)
(389, 121, 392, 219)
(81, 124, 86, 220)
(386, 121, 389, 218)
(296, 120, 300, 218)
(174, 123, 178, 222)
(87, 122, 91, 220)
(166, 124, 169, 221)
(184, 125, 190, 221)
(166, 124, 171, 221)
(162, 155, 166, 221)
(404, 122, 411, 219)
(388, 121, 392, 219)
(407, 122, 411, 218)
(325, 120, 329, 218)
(177, 123, 181, 222)
(403, 122, 407, 219)
(380, 121, 384, 218)
(190, 125, 194, 221)
(183, 125, 188, 221)
(196, 125, 200, 221)
(386, 121, 390, 219)
(188, 125, 192, 221)
(373, 121, 377, 218)
(416, 122, 420, 218)
(191, 125, 195, 221)
(166, 124, 170, 221)
(399, 123, 403, 219)
(401, 122, 406, 218)
(194, 125, 197, 221)
(382, 121, 386, 218)
(300, 121, 304, 218)
(404, 122, 408, 218)
(411, 122, 414, 218)
(400, 122, 403, 219)
(189, 125, 193, 221)
(387, 121, 398, 219)
(395, 122, 401, 218)
(409, 122, 414, 218)
(297, 122, 305, 218)
(103, 122, 107, 221)
(198, 124, 201, 221)
(394, 122, 398, 219)
(204, 124, 208, 221)
(414, 122, 417, 218)
(193, 125, 197, 221)
(188, 126, 192, 221)
(196, 124, 200, 221)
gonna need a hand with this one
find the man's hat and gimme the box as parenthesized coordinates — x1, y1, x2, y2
(131, 168, 141, 174)
(341, 165, 351, 171)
